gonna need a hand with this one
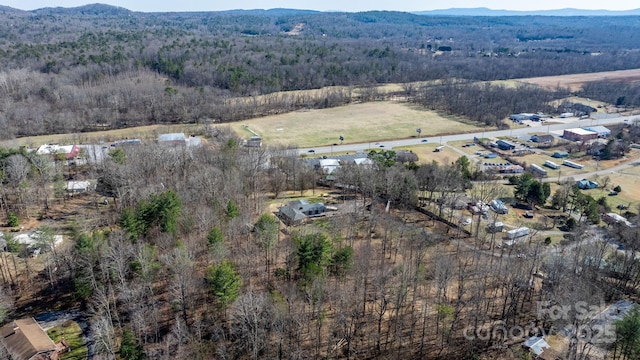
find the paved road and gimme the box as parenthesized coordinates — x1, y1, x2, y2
(299, 114, 636, 155)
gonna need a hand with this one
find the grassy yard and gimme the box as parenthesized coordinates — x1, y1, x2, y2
(230, 101, 484, 147)
(46, 320, 88, 360)
(396, 143, 464, 165)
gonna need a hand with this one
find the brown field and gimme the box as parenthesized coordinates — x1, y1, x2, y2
(0, 124, 206, 148)
(231, 102, 483, 147)
(517, 68, 640, 91)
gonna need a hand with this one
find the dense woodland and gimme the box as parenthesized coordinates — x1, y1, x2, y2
(1, 5, 640, 137)
(1, 132, 640, 359)
(2, 5, 640, 360)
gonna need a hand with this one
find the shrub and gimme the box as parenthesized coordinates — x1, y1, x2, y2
(7, 212, 19, 227)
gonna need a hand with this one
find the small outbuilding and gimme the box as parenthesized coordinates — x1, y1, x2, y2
(576, 179, 598, 190)
(530, 134, 554, 143)
(522, 336, 551, 358)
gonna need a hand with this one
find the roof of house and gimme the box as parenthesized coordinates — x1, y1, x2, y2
(564, 128, 597, 136)
(36, 144, 79, 159)
(288, 200, 325, 211)
(279, 206, 306, 223)
(66, 181, 91, 191)
(158, 133, 186, 142)
(354, 158, 374, 165)
(523, 336, 550, 356)
(0, 318, 57, 360)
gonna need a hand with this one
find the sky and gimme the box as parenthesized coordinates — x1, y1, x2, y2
(2, 0, 639, 12)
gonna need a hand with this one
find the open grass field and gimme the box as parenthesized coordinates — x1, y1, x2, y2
(587, 162, 640, 211)
(231, 101, 482, 147)
(516, 68, 640, 91)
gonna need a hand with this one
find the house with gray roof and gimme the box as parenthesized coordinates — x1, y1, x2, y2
(278, 200, 326, 225)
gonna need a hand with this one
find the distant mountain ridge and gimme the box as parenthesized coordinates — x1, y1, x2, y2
(32, 3, 131, 16)
(413, 7, 640, 16)
(1, 3, 639, 16)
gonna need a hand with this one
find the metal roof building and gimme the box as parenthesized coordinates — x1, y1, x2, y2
(583, 125, 611, 138)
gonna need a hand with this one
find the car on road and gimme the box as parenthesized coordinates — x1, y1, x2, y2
(379, 145, 385, 148)
(421, 139, 428, 143)
(308, 149, 315, 153)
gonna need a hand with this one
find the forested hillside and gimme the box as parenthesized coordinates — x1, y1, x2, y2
(1, 5, 640, 137)
(2, 5, 640, 360)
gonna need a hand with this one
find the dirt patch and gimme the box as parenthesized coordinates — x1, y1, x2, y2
(516, 68, 640, 91)
(285, 23, 305, 35)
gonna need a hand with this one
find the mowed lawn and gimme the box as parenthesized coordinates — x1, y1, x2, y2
(231, 102, 483, 147)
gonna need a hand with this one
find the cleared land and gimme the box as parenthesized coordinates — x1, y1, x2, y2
(231, 102, 482, 147)
(396, 143, 463, 165)
(516, 68, 640, 91)
(0, 124, 205, 148)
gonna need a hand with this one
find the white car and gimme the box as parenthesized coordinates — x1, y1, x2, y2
(460, 218, 472, 226)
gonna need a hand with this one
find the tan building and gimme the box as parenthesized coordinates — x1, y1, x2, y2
(0, 318, 59, 360)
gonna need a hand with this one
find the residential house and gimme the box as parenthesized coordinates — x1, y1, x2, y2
(36, 144, 80, 163)
(66, 181, 92, 194)
(0, 318, 59, 360)
(576, 179, 598, 190)
(158, 133, 187, 146)
(278, 200, 326, 225)
(530, 134, 554, 143)
(318, 158, 340, 174)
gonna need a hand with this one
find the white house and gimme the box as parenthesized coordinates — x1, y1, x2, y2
(66, 181, 92, 194)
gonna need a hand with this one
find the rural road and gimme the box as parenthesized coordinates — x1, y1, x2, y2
(299, 113, 636, 155)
